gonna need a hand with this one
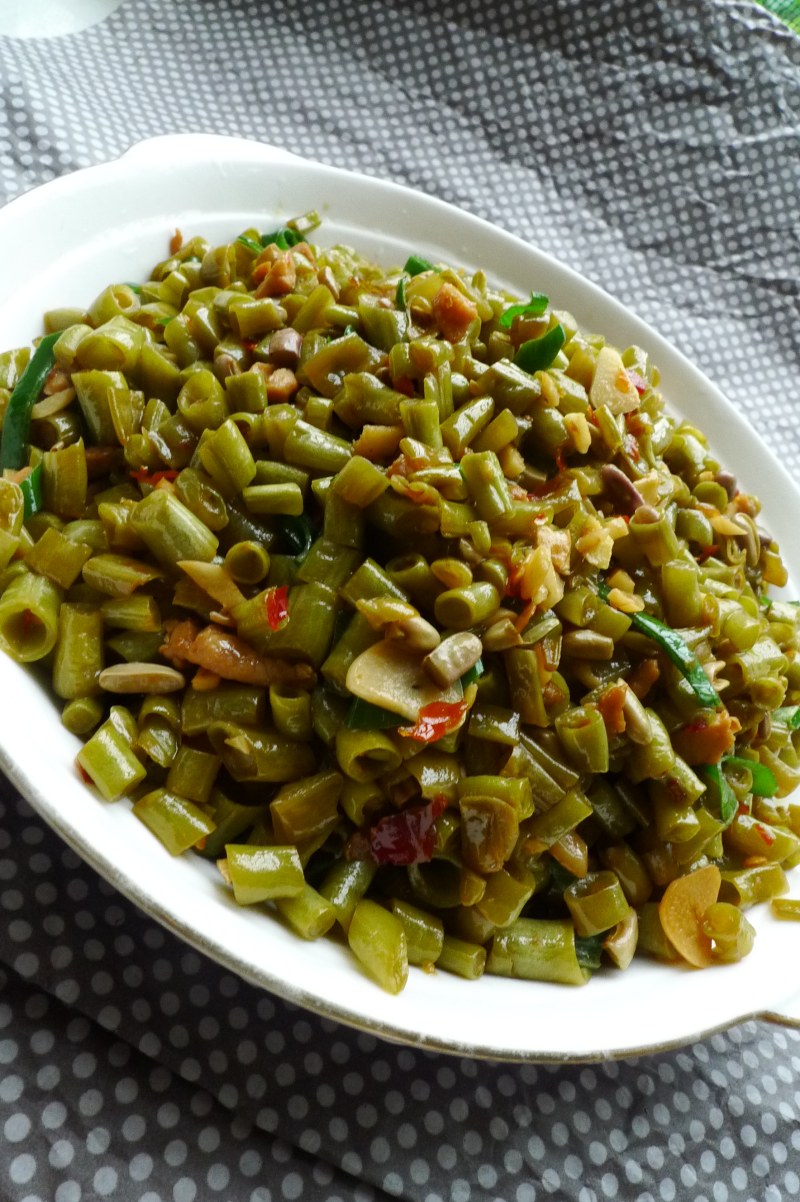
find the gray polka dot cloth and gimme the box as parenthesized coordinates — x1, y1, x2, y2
(1, 1, 800, 1199)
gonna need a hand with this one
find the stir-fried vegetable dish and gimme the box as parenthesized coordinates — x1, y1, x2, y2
(0, 211, 798, 993)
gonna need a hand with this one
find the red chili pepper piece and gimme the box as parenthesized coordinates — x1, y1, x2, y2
(130, 469, 180, 485)
(755, 822, 777, 846)
(265, 585, 290, 631)
(399, 698, 471, 744)
(368, 795, 448, 866)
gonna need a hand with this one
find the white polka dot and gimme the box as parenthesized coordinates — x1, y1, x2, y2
(4, 1113, 31, 1142)
(93, 1167, 118, 1196)
(55, 1182, 81, 1202)
(86, 1127, 110, 1156)
(49, 1140, 75, 1169)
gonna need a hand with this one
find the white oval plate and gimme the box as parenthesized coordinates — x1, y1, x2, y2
(1, 133, 798, 1062)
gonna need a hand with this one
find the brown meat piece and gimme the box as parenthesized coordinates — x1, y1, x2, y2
(255, 251, 296, 298)
(672, 710, 740, 766)
(161, 619, 315, 688)
(160, 618, 203, 670)
(432, 281, 478, 343)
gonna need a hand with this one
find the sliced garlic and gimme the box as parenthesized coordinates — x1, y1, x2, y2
(345, 640, 461, 721)
(98, 663, 185, 693)
(589, 346, 640, 415)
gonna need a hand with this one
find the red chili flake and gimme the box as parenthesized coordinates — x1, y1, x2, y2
(695, 544, 719, 565)
(627, 369, 649, 395)
(392, 375, 416, 397)
(682, 718, 710, 735)
(130, 469, 180, 485)
(169, 229, 183, 255)
(368, 795, 448, 866)
(554, 447, 567, 473)
(399, 698, 471, 744)
(21, 608, 38, 636)
(77, 763, 93, 785)
(755, 823, 777, 847)
(265, 585, 290, 631)
(241, 339, 259, 353)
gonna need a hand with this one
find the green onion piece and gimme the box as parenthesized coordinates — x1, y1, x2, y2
(773, 706, 800, 730)
(630, 610, 721, 708)
(276, 514, 315, 558)
(346, 698, 402, 731)
(404, 255, 436, 276)
(261, 227, 306, 250)
(549, 861, 579, 894)
(574, 933, 604, 972)
(498, 291, 549, 329)
(0, 331, 60, 470)
(699, 762, 738, 825)
(19, 463, 43, 518)
(514, 324, 566, 375)
(237, 234, 263, 255)
(722, 756, 779, 798)
(460, 658, 484, 687)
(395, 276, 407, 310)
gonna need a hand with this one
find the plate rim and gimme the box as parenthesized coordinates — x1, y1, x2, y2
(1, 131, 799, 1061)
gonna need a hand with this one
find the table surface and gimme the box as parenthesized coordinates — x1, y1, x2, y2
(1, 2, 800, 1200)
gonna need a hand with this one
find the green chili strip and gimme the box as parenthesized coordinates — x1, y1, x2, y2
(498, 291, 549, 329)
(722, 756, 779, 798)
(19, 463, 43, 518)
(514, 324, 565, 374)
(404, 254, 436, 276)
(598, 580, 721, 708)
(0, 331, 60, 470)
(237, 234, 263, 255)
(699, 762, 738, 825)
(346, 698, 402, 731)
(632, 610, 722, 707)
(261, 226, 307, 250)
